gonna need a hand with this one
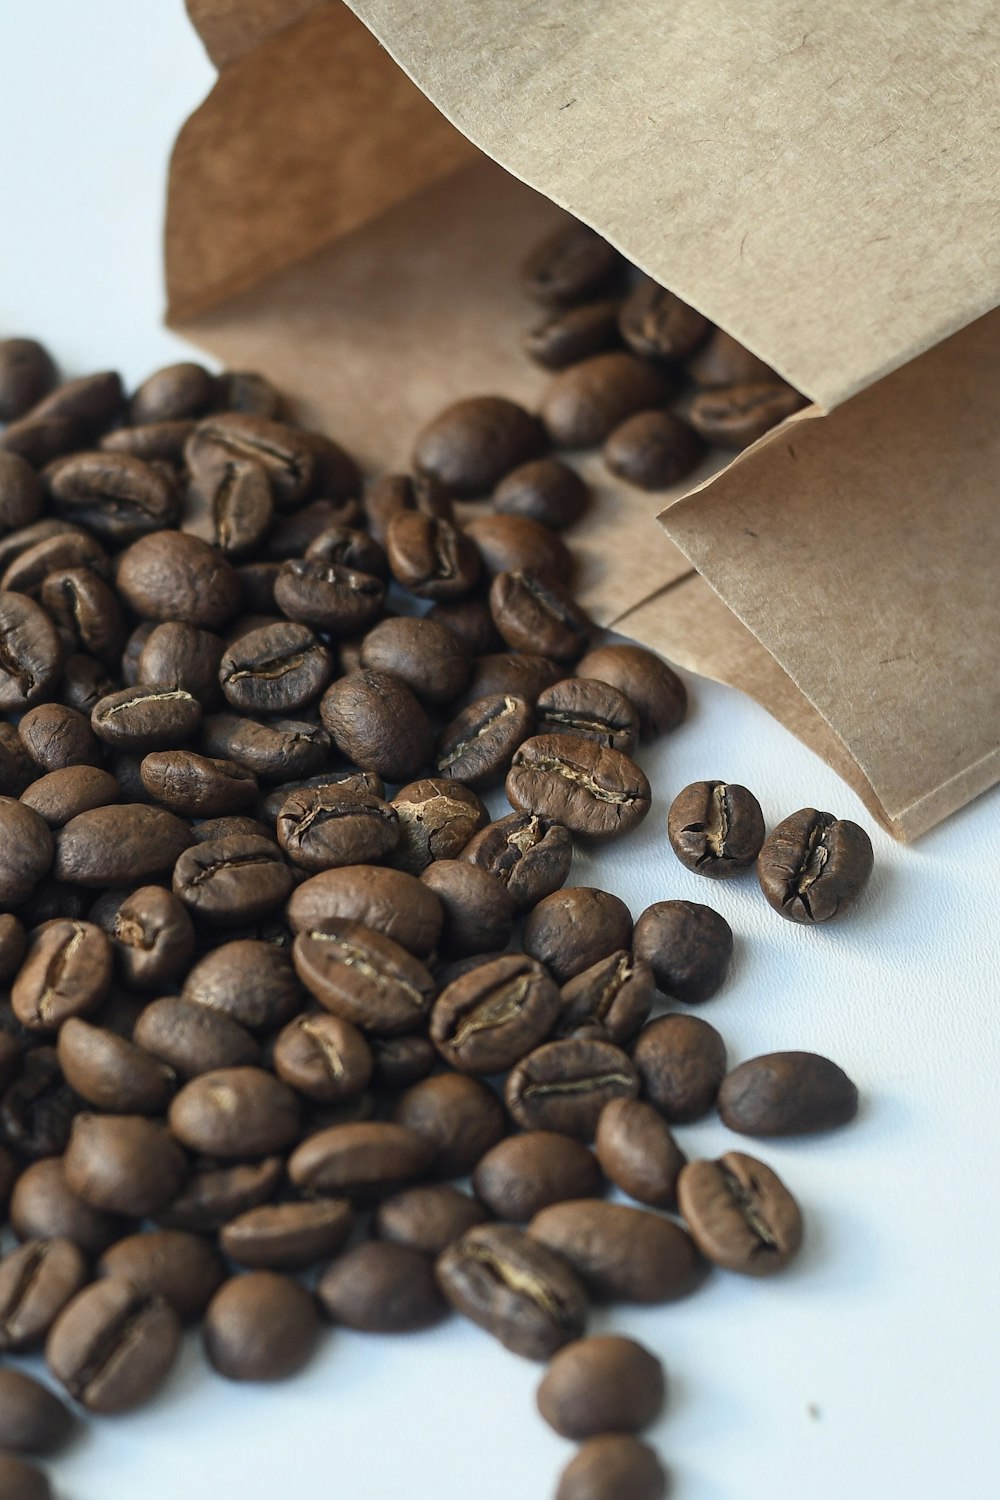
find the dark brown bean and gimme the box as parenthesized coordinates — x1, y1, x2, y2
(287, 865, 443, 958)
(633, 1013, 727, 1124)
(525, 300, 623, 371)
(275, 783, 399, 872)
(54, 804, 192, 887)
(11, 919, 112, 1031)
(542, 353, 676, 448)
(490, 571, 590, 663)
(0, 1369, 75, 1455)
(45, 451, 177, 541)
(473, 1131, 601, 1222)
(191, 413, 316, 507)
(100, 419, 194, 464)
(0, 592, 63, 711)
(154, 1157, 283, 1233)
(529, 1199, 700, 1302)
(619, 277, 710, 360)
(10, 1157, 128, 1256)
(536, 677, 639, 754)
(116, 530, 240, 628)
(360, 616, 471, 705)
(687, 378, 807, 448)
(537, 1334, 665, 1438)
(0, 339, 57, 421)
(203, 1272, 319, 1381)
(369, 1034, 438, 1090)
(293, 920, 436, 1036)
(218, 620, 331, 715)
(274, 558, 384, 634)
(464, 513, 572, 585)
(320, 669, 434, 784)
(64, 1113, 187, 1217)
(272, 1013, 373, 1104)
(97, 1230, 225, 1323)
(507, 733, 651, 841)
(575, 642, 686, 738)
(20, 765, 121, 827)
(436, 693, 534, 790)
(57, 1018, 175, 1114)
(390, 778, 487, 873)
(604, 409, 706, 490)
(391, 1072, 506, 1179)
(318, 1241, 447, 1332)
(555, 1435, 667, 1500)
(523, 887, 633, 983)
(221, 1200, 355, 1270)
(677, 1151, 803, 1275)
(386, 511, 482, 599)
(134, 995, 259, 1079)
(362, 472, 455, 542)
(521, 224, 623, 307)
(288, 1120, 433, 1198)
(0, 1455, 53, 1500)
(374, 1184, 488, 1258)
(668, 780, 766, 877)
(172, 835, 294, 924)
(458, 810, 572, 913)
(757, 807, 874, 923)
(689, 327, 778, 387)
(412, 397, 546, 498)
(18, 703, 102, 772)
(131, 362, 216, 423)
(137, 622, 224, 706)
(430, 953, 560, 1075)
(420, 860, 515, 957)
(557, 952, 654, 1044)
(506, 1038, 639, 1139)
(110, 886, 195, 990)
(0, 451, 44, 530)
(494, 459, 589, 533)
(0, 1239, 88, 1351)
(717, 1051, 860, 1136)
(169, 1067, 301, 1158)
(200, 712, 330, 783)
(594, 1097, 686, 1209)
(633, 899, 734, 1003)
(461, 652, 561, 710)
(46, 1276, 181, 1413)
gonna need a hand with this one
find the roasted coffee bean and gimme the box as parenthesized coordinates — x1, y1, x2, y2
(542, 353, 676, 449)
(222, 1199, 355, 1270)
(412, 396, 546, 498)
(576, 642, 686, 738)
(0, 1238, 88, 1351)
(557, 952, 654, 1044)
(200, 712, 330, 782)
(525, 299, 622, 371)
(133, 995, 259, 1078)
(293, 920, 436, 1035)
(131, 361, 216, 423)
(507, 733, 650, 841)
(0, 451, 44, 530)
(0, 799, 54, 907)
(0, 591, 63, 710)
(427, 595, 503, 655)
(169, 1067, 301, 1158)
(181, 447, 272, 557)
(91, 684, 201, 752)
(757, 807, 874, 923)
(275, 783, 399, 871)
(57, 1018, 174, 1114)
(668, 780, 766, 877)
(2, 527, 108, 599)
(260, 770, 382, 828)
(191, 412, 316, 507)
(1, 413, 82, 466)
(430, 954, 560, 1074)
(688, 378, 807, 447)
(536, 677, 639, 754)
(538, 1334, 666, 1439)
(523, 887, 633, 983)
(506, 1037, 639, 1139)
(390, 778, 487, 873)
(689, 327, 778, 387)
(0, 721, 35, 796)
(272, 1012, 373, 1104)
(521, 223, 623, 307)
(154, 1156, 283, 1233)
(58, 653, 116, 716)
(436, 693, 533, 791)
(40, 566, 124, 666)
(391, 1072, 506, 1179)
(375, 1184, 488, 1257)
(287, 865, 443, 958)
(10, 1156, 128, 1254)
(215, 370, 282, 418)
(555, 1435, 667, 1500)
(320, 669, 434, 783)
(360, 616, 471, 704)
(369, 1034, 437, 1089)
(139, 749, 258, 818)
(530, 1198, 700, 1302)
(461, 651, 561, 709)
(633, 1013, 726, 1124)
(494, 457, 589, 530)
(0, 912, 27, 980)
(305, 523, 388, 577)
(319, 1240, 447, 1332)
(12, 919, 112, 1032)
(0, 1455, 53, 1500)
(45, 451, 177, 540)
(203, 1271, 319, 1381)
(0, 1368, 74, 1455)
(274, 557, 384, 634)
(458, 810, 572, 913)
(436, 1222, 587, 1360)
(464, 513, 572, 585)
(619, 277, 710, 360)
(633, 899, 733, 1002)
(289, 1120, 433, 1198)
(64, 1112, 186, 1217)
(473, 1131, 601, 1222)
(184, 942, 300, 1035)
(172, 835, 294, 924)
(678, 1151, 803, 1275)
(595, 1097, 686, 1209)
(0, 338, 57, 420)
(57, 804, 192, 889)
(46, 1275, 181, 1413)
(116, 529, 240, 627)
(604, 408, 706, 490)
(19, 703, 101, 772)
(718, 1050, 859, 1136)
(218, 620, 331, 715)
(100, 419, 195, 464)
(97, 1229, 226, 1323)
(137, 621, 224, 705)
(490, 571, 590, 663)
(362, 472, 455, 542)
(385, 511, 481, 598)
(109, 886, 195, 990)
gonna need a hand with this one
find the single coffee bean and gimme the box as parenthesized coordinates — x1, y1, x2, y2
(430, 953, 560, 1075)
(109, 886, 194, 991)
(633, 899, 733, 1002)
(318, 1241, 448, 1332)
(619, 277, 710, 360)
(172, 835, 293, 924)
(201, 712, 330, 783)
(320, 668, 434, 784)
(97, 1229, 226, 1323)
(287, 864, 443, 957)
(137, 621, 224, 705)
(116, 530, 240, 627)
(421, 860, 515, 957)
(718, 1051, 859, 1136)
(133, 995, 258, 1079)
(272, 1012, 373, 1104)
(458, 810, 572, 913)
(57, 1018, 175, 1114)
(521, 223, 623, 307)
(274, 557, 384, 634)
(0, 592, 64, 710)
(275, 783, 399, 872)
(64, 1112, 187, 1217)
(10, 1157, 129, 1254)
(1, 413, 82, 466)
(594, 1097, 686, 1209)
(494, 459, 589, 533)
(412, 396, 546, 498)
(190, 413, 317, 507)
(687, 378, 807, 448)
(541, 353, 677, 449)
(360, 616, 471, 704)
(390, 778, 486, 873)
(529, 1199, 700, 1302)
(12, 919, 113, 1032)
(0, 1238, 88, 1351)
(370, 1034, 438, 1090)
(0, 339, 57, 420)
(465, 512, 572, 585)
(54, 804, 192, 887)
(668, 780, 766, 877)
(139, 749, 258, 818)
(536, 677, 639, 755)
(538, 1333, 665, 1439)
(131, 361, 216, 423)
(154, 1156, 283, 1233)
(507, 733, 651, 841)
(385, 511, 481, 599)
(41, 565, 124, 666)
(0, 1369, 74, 1455)
(604, 408, 706, 490)
(689, 327, 778, 387)
(363, 471, 455, 542)
(677, 1151, 803, 1275)
(0, 450, 44, 530)
(506, 1037, 639, 1139)
(46, 1276, 181, 1413)
(218, 620, 331, 715)
(293, 920, 436, 1035)
(18, 703, 102, 772)
(221, 1199, 355, 1270)
(557, 951, 654, 1044)
(436, 693, 534, 791)
(632, 1013, 727, 1123)
(169, 1067, 301, 1158)
(215, 369, 283, 418)
(436, 1222, 587, 1360)
(757, 807, 874, 923)
(555, 1435, 668, 1500)
(490, 571, 590, 663)
(45, 450, 177, 540)
(523, 887, 633, 983)
(203, 1271, 319, 1381)
(182, 938, 299, 1031)
(288, 1120, 434, 1198)
(91, 684, 202, 752)
(473, 1131, 601, 1222)
(391, 1072, 507, 1179)
(375, 1184, 488, 1257)
(20, 765, 120, 828)
(181, 447, 271, 557)
(100, 419, 195, 463)
(575, 642, 686, 738)
(525, 299, 622, 371)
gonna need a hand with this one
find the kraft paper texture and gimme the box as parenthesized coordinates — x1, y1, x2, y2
(168, 0, 1000, 839)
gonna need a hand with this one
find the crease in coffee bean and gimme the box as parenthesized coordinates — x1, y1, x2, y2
(301, 1017, 346, 1079)
(450, 975, 533, 1046)
(185, 851, 278, 887)
(305, 931, 427, 1010)
(786, 813, 833, 914)
(97, 688, 195, 718)
(61, 1292, 160, 1401)
(437, 695, 522, 770)
(35, 921, 87, 1026)
(718, 1162, 779, 1252)
(522, 1071, 636, 1098)
(0, 1242, 51, 1342)
(464, 1244, 571, 1327)
(226, 650, 310, 683)
(520, 755, 641, 806)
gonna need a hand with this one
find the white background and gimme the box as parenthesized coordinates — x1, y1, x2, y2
(2, 5, 999, 1499)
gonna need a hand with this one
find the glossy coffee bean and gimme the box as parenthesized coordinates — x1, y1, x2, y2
(288, 1120, 433, 1199)
(20, 765, 120, 827)
(374, 1184, 488, 1258)
(287, 865, 443, 958)
(523, 886, 633, 983)
(169, 1067, 301, 1158)
(430, 953, 560, 1075)
(506, 1038, 639, 1139)
(137, 621, 224, 705)
(318, 1241, 447, 1332)
(525, 300, 622, 371)
(604, 409, 706, 490)
(594, 1097, 686, 1209)
(91, 684, 202, 753)
(457, 810, 572, 913)
(575, 642, 686, 738)
(320, 669, 433, 784)
(494, 457, 589, 529)
(0, 450, 44, 529)
(436, 693, 534, 791)
(529, 1199, 700, 1302)
(139, 749, 257, 818)
(172, 835, 293, 924)
(109, 886, 195, 990)
(521, 223, 623, 307)
(490, 570, 590, 663)
(0, 1369, 74, 1455)
(421, 860, 515, 956)
(557, 952, 654, 1044)
(473, 1131, 601, 1222)
(0, 592, 63, 711)
(412, 396, 546, 498)
(57, 1018, 175, 1114)
(274, 557, 384, 635)
(0, 1238, 88, 1351)
(116, 530, 240, 628)
(619, 277, 710, 360)
(542, 353, 676, 449)
(461, 651, 561, 709)
(219, 621, 331, 715)
(9, 1157, 128, 1256)
(633, 899, 733, 1002)
(12, 919, 112, 1031)
(97, 1230, 226, 1322)
(41, 565, 124, 666)
(64, 1113, 187, 1217)
(275, 783, 399, 872)
(391, 1072, 506, 1179)
(45, 450, 178, 541)
(134, 995, 259, 1079)
(0, 721, 35, 796)
(668, 780, 766, 877)
(272, 1012, 373, 1104)
(632, 1013, 727, 1124)
(305, 524, 388, 577)
(360, 616, 471, 704)
(18, 703, 102, 771)
(190, 413, 316, 507)
(203, 1272, 319, 1381)
(200, 712, 330, 783)
(507, 733, 651, 841)
(536, 677, 639, 754)
(221, 1199, 355, 1271)
(757, 807, 874, 923)
(46, 1276, 181, 1413)
(717, 1051, 859, 1136)
(0, 338, 57, 420)
(131, 361, 216, 423)
(362, 472, 455, 543)
(54, 804, 192, 887)
(537, 1334, 665, 1438)
(183, 445, 274, 556)
(687, 378, 807, 448)
(293, 919, 436, 1035)
(386, 510, 481, 600)
(464, 513, 572, 585)
(390, 778, 486, 873)
(555, 1435, 667, 1500)
(154, 1157, 283, 1234)
(677, 1151, 803, 1275)
(2, 528, 109, 598)
(101, 420, 194, 463)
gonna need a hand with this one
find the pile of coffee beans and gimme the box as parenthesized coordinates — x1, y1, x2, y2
(0, 329, 868, 1500)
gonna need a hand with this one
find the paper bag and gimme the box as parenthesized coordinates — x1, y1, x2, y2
(166, 0, 1000, 839)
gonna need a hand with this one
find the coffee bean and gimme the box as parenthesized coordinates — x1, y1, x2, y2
(525, 300, 622, 371)
(458, 810, 572, 913)
(668, 780, 766, 877)
(274, 557, 384, 634)
(177, 453, 272, 556)
(542, 353, 677, 448)
(507, 733, 651, 841)
(360, 615, 471, 704)
(434, 693, 533, 792)
(57, 1018, 174, 1114)
(45, 451, 177, 540)
(109, 886, 195, 990)
(293, 920, 436, 1035)
(632, 1013, 727, 1124)
(604, 409, 706, 490)
(0, 591, 63, 711)
(272, 1012, 373, 1104)
(757, 807, 874, 923)
(203, 1272, 319, 1381)
(11, 919, 112, 1032)
(594, 1097, 686, 1209)
(523, 887, 633, 983)
(319, 1241, 448, 1332)
(133, 996, 259, 1079)
(490, 571, 590, 663)
(275, 782, 399, 872)
(2, 527, 108, 598)
(494, 462, 588, 536)
(41, 566, 124, 666)
(436, 1222, 587, 1360)
(575, 642, 686, 738)
(191, 413, 317, 507)
(46, 1276, 180, 1412)
(59, 653, 116, 716)
(535, 677, 639, 755)
(363, 472, 455, 542)
(688, 378, 808, 448)
(101, 419, 195, 464)
(412, 397, 546, 498)
(464, 513, 572, 585)
(172, 835, 293, 924)
(385, 511, 481, 599)
(154, 1156, 283, 1233)
(200, 712, 330, 782)
(320, 668, 434, 783)
(0, 799, 54, 907)
(689, 327, 778, 387)
(305, 524, 388, 578)
(288, 1120, 433, 1198)
(430, 953, 560, 1074)
(555, 1435, 668, 1500)
(0, 1368, 74, 1456)
(619, 277, 710, 361)
(718, 1050, 859, 1136)
(54, 804, 192, 887)
(218, 620, 331, 714)
(116, 530, 240, 627)
(557, 952, 654, 1044)
(131, 362, 216, 423)
(506, 1037, 639, 1139)
(97, 1229, 226, 1323)
(0, 451, 44, 530)
(420, 861, 515, 957)
(2, 414, 82, 466)
(538, 1333, 665, 1439)
(139, 749, 258, 818)
(0, 1238, 88, 1351)
(473, 1131, 601, 1222)
(18, 703, 102, 772)
(169, 1067, 301, 1158)
(677, 1151, 803, 1275)
(391, 1072, 506, 1179)
(375, 1184, 488, 1257)
(137, 621, 224, 705)
(461, 651, 561, 709)
(633, 899, 733, 1002)
(427, 595, 503, 656)
(221, 1199, 355, 1270)
(390, 778, 486, 873)
(370, 1034, 437, 1090)
(0, 339, 57, 420)
(287, 865, 443, 958)
(91, 684, 202, 753)
(521, 223, 623, 307)
(64, 1113, 187, 1217)
(529, 1199, 700, 1302)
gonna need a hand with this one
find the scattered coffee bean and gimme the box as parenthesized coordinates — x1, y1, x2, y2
(64, 1112, 187, 1217)
(430, 953, 560, 1075)
(689, 327, 778, 387)
(320, 668, 434, 783)
(221, 1199, 355, 1271)
(537, 1333, 665, 1439)
(0, 338, 57, 421)
(139, 749, 257, 818)
(9, 1156, 128, 1256)
(436, 692, 534, 790)
(458, 810, 573, 913)
(0, 592, 64, 711)
(203, 1272, 319, 1381)
(632, 1013, 727, 1124)
(287, 864, 443, 957)
(668, 780, 765, 877)
(507, 733, 651, 841)
(494, 457, 589, 529)
(288, 1120, 433, 1199)
(0, 1368, 74, 1456)
(391, 1072, 507, 1179)
(757, 807, 874, 923)
(390, 778, 486, 872)
(677, 1151, 803, 1275)
(360, 615, 471, 704)
(529, 1199, 700, 1303)
(633, 899, 733, 1002)
(97, 1229, 227, 1323)
(272, 1012, 373, 1104)
(464, 513, 572, 585)
(386, 511, 481, 598)
(218, 620, 331, 715)
(318, 1241, 447, 1332)
(688, 378, 807, 448)
(154, 1157, 283, 1234)
(506, 1037, 639, 1139)
(542, 353, 677, 449)
(557, 952, 654, 1044)
(172, 834, 294, 924)
(293, 919, 436, 1035)
(594, 1097, 686, 1209)
(420, 860, 515, 957)
(575, 642, 686, 738)
(490, 570, 590, 663)
(604, 408, 706, 490)
(413, 396, 546, 498)
(169, 1067, 300, 1158)
(427, 595, 503, 655)
(20, 764, 121, 827)
(19, 703, 102, 771)
(116, 529, 240, 627)
(473, 1131, 601, 1222)
(11, 918, 112, 1031)
(133, 995, 259, 1079)
(200, 712, 330, 782)
(521, 223, 624, 307)
(275, 782, 399, 871)
(53, 803, 192, 887)
(461, 651, 561, 708)
(555, 1435, 668, 1500)
(536, 676, 639, 754)
(718, 1051, 859, 1136)
(46, 1276, 181, 1413)
(57, 1017, 175, 1114)
(523, 886, 633, 983)
(525, 300, 623, 371)
(375, 1184, 488, 1258)
(0, 1238, 88, 1351)
(619, 277, 710, 360)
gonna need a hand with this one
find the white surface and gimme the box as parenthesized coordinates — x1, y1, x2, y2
(2, 5, 1000, 1499)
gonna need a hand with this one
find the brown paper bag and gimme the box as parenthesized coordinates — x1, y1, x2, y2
(167, 0, 1000, 839)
